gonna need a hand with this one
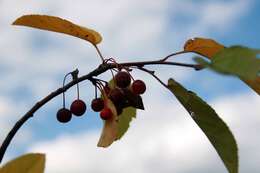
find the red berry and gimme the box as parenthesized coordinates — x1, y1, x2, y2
(131, 80, 146, 95)
(100, 108, 113, 120)
(115, 71, 131, 88)
(70, 99, 86, 116)
(91, 98, 104, 112)
(56, 108, 72, 123)
(109, 88, 126, 105)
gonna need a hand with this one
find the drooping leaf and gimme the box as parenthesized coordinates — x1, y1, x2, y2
(97, 99, 118, 147)
(98, 78, 141, 146)
(195, 46, 260, 80)
(109, 79, 140, 139)
(13, 15, 102, 45)
(116, 107, 136, 140)
(167, 78, 238, 173)
(184, 37, 225, 58)
(0, 153, 45, 173)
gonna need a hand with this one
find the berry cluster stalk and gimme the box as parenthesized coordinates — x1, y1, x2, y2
(0, 55, 201, 163)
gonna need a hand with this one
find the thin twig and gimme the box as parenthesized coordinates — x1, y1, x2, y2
(120, 61, 200, 69)
(137, 67, 168, 88)
(0, 63, 111, 163)
(160, 50, 187, 62)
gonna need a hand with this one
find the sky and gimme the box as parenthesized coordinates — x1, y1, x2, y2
(0, 0, 260, 173)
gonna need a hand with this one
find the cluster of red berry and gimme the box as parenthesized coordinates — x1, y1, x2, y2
(92, 71, 146, 120)
(56, 70, 146, 123)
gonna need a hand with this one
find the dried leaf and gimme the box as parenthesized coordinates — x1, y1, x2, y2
(97, 99, 118, 147)
(13, 15, 102, 44)
(184, 37, 225, 58)
(0, 153, 45, 173)
(116, 107, 136, 140)
(100, 79, 140, 142)
(168, 78, 238, 173)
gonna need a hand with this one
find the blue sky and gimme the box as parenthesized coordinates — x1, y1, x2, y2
(1, 0, 260, 173)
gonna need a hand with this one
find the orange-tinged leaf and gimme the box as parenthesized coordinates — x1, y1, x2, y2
(242, 77, 260, 95)
(184, 37, 225, 59)
(13, 15, 102, 44)
(97, 99, 118, 147)
(187, 38, 260, 95)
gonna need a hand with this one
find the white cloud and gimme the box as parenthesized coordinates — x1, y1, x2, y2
(0, 0, 252, 105)
(0, 0, 257, 172)
(195, 0, 251, 33)
(212, 93, 260, 172)
(27, 92, 260, 173)
(0, 97, 32, 146)
(165, 0, 253, 50)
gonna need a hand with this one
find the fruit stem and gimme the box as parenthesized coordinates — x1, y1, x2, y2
(93, 44, 105, 62)
(77, 83, 80, 100)
(95, 81, 104, 94)
(62, 72, 72, 108)
(95, 85, 97, 99)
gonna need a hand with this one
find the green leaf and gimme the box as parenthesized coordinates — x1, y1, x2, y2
(194, 46, 260, 80)
(0, 153, 45, 173)
(116, 107, 136, 140)
(108, 79, 116, 89)
(102, 79, 138, 141)
(167, 78, 238, 173)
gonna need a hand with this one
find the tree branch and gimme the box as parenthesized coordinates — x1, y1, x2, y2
(0, 58, 201, 163)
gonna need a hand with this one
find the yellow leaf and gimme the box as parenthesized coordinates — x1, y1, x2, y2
(97, 99, 118, 147)
(184, 37, 225, 59)
(0, 153, 45, 173)
(13, 15, 102, 45)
